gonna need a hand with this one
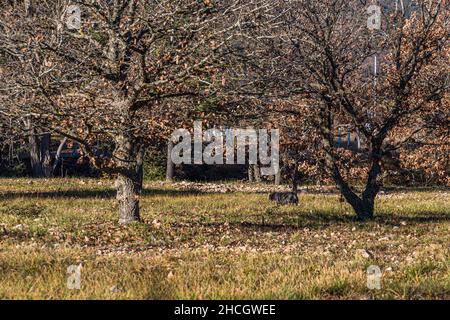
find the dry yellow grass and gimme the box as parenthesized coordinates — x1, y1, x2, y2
(0, 178, 449, 299)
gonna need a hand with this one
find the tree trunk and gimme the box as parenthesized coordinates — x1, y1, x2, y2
(114, 133, 145, 224)
(40, 133, 52, 177)
(166, 139, 175, 181)
(332, 159, 381, 220)
(116, 171, 142, 224)
(360, 157, 382, 219)
(292, 161, 299, 193)
(28, 127, 44, 177)
(53, 137, 68, 175)
(338, 182, 373, 220)
(248, 164, 255, 182)
(274, 168, 282, 185)
(318, 106, 379, 220)
(253, 163, 261, 182)
(25, 118, 52, 178)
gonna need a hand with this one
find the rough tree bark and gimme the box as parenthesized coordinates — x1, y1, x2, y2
(114, 133, 145, 224)
(26, 119, 52, 178)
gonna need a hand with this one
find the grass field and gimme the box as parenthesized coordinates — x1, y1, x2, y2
(0, 178, 449, 299)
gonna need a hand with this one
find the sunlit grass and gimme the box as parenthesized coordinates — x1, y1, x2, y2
(0, 178, 449, 299)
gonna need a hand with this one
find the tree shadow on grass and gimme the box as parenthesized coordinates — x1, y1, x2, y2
(1, 186, 448, 232)
(212, 210, 450, 232)
(0, 188, 211, 200)
(382, 186, 450, 193)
